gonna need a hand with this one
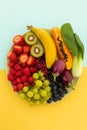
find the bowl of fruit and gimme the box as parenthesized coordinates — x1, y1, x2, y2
(6, 23, 84, 106)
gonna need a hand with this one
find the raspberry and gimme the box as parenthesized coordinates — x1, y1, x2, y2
(13, 86, 18, 91)
(28, 76, 34, 84)
(11, 80, 17, 85)
(10, 68, 16, 75)
(7, 73, 14, 81)
(8, 62, 15, 68)
(16, 78, 22, 84)
(29, 67, 37, 74)
(23, 82, 29, 86)
(14, 64, 21, 70)
(21, 75, 28, 82)
(23, 67, 31, 76)
(17, 83, 23, 90)
(16, 70, 23, 77)
(21, 63, 27, 68)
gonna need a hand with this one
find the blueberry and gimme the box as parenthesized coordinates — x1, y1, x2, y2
(63, 88, 68, 94)
(47, 73, 54, 81)
(52, 85, 58, 91)
(47, 97, 53, 103)
(57, 82, 63, 88)
(56, 76, 60, 82)
(50, 81, 56, 87)
(52, 90, 58, 95)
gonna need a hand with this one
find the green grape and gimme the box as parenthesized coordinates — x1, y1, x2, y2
(41, 100, 47, 104)
(27, 91, 33, 98)
(19, 93, 26, 98)
(38, 70, 44, 77)
(27, 98, 31, 102)
(33, 73, 39, 79)
(40, 76, 45, 81)
(40, 90, 47, 97)
(45, 86, 51, 92)
(43, 95, 50, 101)
(23, 86, 29, 93)
(34, 94, 40, 99)
(43, 80, 50, 86)
(29, 101, 34, 106)
(35, 101, 41, 105)
(35, 80, 43, 87)
(32, 88, 38, 94)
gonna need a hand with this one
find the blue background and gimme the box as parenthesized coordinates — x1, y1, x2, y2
(0, 0, 87, 69)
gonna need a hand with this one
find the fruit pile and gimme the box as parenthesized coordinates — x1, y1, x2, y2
(7, 23, 84, 106)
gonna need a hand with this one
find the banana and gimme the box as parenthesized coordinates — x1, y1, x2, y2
(27, 26, 57, 69)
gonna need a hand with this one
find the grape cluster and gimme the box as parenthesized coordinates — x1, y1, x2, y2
(47, 73, 68, 103)
(19, 70, 52, 106)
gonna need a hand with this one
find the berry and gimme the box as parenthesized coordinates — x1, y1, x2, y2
(13, 35, 24, 46)
(28, 76, 34, 84)
(16, 78, 22, 84)
(7, 51, 17, 62)
(14, 64, 21, 70)
(47, 73, 54, 81)
(29, 67, 37, 73)
(47, 97, 53, 103)
(38, 70, 44, 77)
(23, 67, 31, 76)
(21, 63, 27, 68)
(33, 73, 39, 79)
(19, 54, 28, 63)
(27, 56, 35, 66)
(21, 75, 28, 82)
(10, 68, 16, 75)
(17, 83, 23, 90)
(16, 70, 23, 77)
(23, 82, 29, 86)
(11, 80, 17, 85)
(7, 73, 14, 81)
(8, 62, 15, 68)
(13, 45, 22, 54)
(13, 86, 18, 91)
(23, 45, 30, 54)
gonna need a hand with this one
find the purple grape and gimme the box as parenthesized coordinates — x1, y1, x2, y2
(52, 60, 66, 75)
(60, 70, 73, 86)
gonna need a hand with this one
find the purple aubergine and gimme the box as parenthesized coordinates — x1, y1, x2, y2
(52, 60, 66, 75)
(60, 70, 73, 86)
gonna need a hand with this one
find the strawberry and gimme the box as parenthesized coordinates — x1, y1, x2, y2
(23, 67, 31, 76)
(13, 35, 25, 46)
(13, 45, 22, 54)
(27, 56, 35, 66)
(17, 83, 23, 90)
(7, 51, 17, 62)
(23, 45, 30, 54)
(28, 76, 34, 84)
(10, 68, 16, 75)
(19, 54, 28, 63)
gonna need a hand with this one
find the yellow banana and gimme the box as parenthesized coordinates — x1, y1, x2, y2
(27, 26, 57, 68)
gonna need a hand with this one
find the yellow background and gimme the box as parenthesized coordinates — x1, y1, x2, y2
(0, 68, 87, 130)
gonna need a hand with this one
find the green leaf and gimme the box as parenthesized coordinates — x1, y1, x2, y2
(74, 33, 84, 59)
(61, 23, 78, 56)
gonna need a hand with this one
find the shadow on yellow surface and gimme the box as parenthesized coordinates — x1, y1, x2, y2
(0, 68, 87, 130)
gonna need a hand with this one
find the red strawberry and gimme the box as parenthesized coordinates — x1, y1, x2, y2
(14, 64, 21, 70)
(23, 45, 30, 54)
(27, 56, 35, 66)
(17, 83, 23, 90)
(19, 54, 28, 63)
(8, 62, 15, 68)
(13, 86, 18, 91)
(23, 67, 31, 76)
(16, 70, 23, 77)
(8, 73, 14, 81)
(16, 78, 22, 84)
(7, 51, 17, 62)
(28, 76, 34, 84)
(13, 45, 22, 54)
(21, 75, 28, 83)
(13, 35, 25, 46)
